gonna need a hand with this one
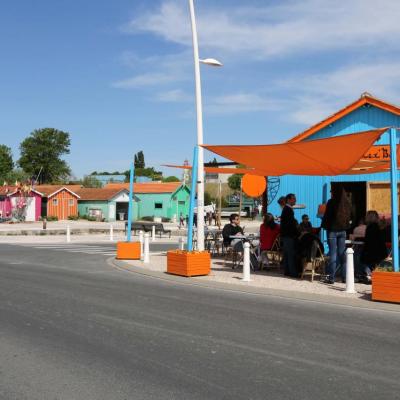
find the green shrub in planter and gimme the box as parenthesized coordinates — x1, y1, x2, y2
(68, 215, 79, 221)
(375, 260, 393, 272)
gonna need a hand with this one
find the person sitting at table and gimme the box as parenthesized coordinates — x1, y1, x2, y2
(299, 214, 313, 234)
(349, 218, 366, 241)
(222, 213, 244, 252)
(360, 210, 387, 284)
(260, 213, 280, 251)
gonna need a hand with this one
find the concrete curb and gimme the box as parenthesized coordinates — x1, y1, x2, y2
(110, 258, 400, 313)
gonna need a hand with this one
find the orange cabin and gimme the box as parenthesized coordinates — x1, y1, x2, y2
(37, 186, 80, 220)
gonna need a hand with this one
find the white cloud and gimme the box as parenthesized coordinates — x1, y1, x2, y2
(155, 89, 191, 102)
(112, 51, 191, 89)
(112, 72, 178, 88)
(126, 0, 400, 58)
(282, 61, 400, 124)
(206, 93, 282, 115)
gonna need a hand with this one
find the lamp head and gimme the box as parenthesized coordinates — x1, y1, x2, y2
(199, 58, 223, 67)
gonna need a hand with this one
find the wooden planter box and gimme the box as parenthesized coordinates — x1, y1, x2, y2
(372, 271, 400, 303)
(116, 241, 141, 260)
(167, 250, 210, 277)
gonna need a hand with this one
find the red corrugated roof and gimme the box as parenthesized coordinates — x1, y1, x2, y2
(105, 182, 182, 193)
(35, 185, 81, 197)
(0, 186, 16, 195)
(288, 93, 400, 143)
(75, 187, 127, 201)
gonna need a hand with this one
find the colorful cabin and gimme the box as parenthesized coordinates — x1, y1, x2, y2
(76, 187, 140, 221)
(37, 185, 80, 220)
(269, 93, 400, 227)
(0, 185, 42, 221)
(105, 182, 190, 221)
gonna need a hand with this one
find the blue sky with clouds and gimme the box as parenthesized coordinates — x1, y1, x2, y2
(1, 0, 400, 178)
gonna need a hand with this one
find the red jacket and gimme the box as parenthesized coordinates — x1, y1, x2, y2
(260, 224, 280, 251)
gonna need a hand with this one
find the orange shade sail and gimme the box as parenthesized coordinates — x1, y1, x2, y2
(202, 128, 389, 176)
(163, 164, 264, 175)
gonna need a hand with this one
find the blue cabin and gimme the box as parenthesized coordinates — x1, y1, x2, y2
(268, 93, 400, 228)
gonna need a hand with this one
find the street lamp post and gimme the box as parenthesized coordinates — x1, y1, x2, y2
(188, 0, 222, 251)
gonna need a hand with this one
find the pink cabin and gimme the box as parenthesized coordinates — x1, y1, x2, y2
(0, 186, 42, 221)
(0, 187, 12, 218)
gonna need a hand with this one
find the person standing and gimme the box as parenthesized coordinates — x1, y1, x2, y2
(280, 193, 299, 277)
(360, 210, 387, 284)
(321, 187, 352, 284)
(179, 213, 185, 229)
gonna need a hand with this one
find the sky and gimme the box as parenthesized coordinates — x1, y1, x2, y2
(1, 0, 400, 179)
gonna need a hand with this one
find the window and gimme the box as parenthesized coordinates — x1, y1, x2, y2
(52, 199, 58, 206)
(69, 199, 74, 206)
(178, 201, 185, 205)
(155, 202, 163, 209)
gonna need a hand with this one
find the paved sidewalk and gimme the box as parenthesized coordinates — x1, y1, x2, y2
(115, 253, 374, 301)
(0, 218, 262, 236)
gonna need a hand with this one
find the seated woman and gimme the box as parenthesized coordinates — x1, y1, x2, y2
(360, 210, 388, 284)
(260, 213, 280, 251)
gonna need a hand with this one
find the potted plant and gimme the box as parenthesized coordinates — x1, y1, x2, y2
(372, 262, 400, 303)
(167, 250, 210, 277)
(116, 241, 141, 260)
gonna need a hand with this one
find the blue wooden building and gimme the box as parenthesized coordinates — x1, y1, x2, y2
(268, 93, 400, 227)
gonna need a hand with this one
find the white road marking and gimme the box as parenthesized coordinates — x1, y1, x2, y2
(11, 243, 116, 257)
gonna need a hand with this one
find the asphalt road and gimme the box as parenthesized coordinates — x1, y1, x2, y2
(1, 243, 400, 400)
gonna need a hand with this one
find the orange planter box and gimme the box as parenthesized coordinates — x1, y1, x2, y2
(167, 250, 210, 277)
(116, 241, 141, 260)
(372, 271, 400, 303)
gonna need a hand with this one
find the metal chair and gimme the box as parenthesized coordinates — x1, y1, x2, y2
(260, 236, 283, 270)
(300, 241, 326, 282)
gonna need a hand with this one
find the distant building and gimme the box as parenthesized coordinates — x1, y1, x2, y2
(205, 165, 232, 184)
(89, 174, 126, 186)
(136, 176, 152, 183)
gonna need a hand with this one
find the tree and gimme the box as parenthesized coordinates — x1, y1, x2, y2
(227, 164, 246, 192)
(0, 145, 14, 181)
(162, 176, 180, 182)
(124, 166, 163, 182)
(134, 151, 145, 169)
(3, 168, 28, 184)
(204, 191, 212, 206)
(227, 174, 241, 191)
(82, 175, 102, 188)
(18, 128, 71, 184)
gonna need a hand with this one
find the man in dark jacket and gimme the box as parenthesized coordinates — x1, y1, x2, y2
(222, 213, 244, 250)
(280, 193, 299, 277)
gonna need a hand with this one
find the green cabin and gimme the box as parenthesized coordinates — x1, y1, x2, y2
(102, 182, 191, 221)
